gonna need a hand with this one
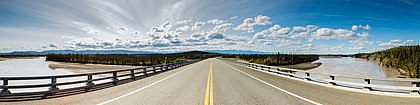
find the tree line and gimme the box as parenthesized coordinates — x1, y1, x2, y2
(354, 45, 420, 78)
(222, 53, 319, 66)
(46, 51, 218, 66)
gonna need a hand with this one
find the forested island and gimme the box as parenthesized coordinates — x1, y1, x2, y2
(45, 51, 320, 68)
(354, 45, 420, 78)
(222, 53, 319, 66)
(46, 51, 218, 66)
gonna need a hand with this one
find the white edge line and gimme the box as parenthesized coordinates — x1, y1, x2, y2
(219, 60, 322, 105)
(97, 61, 203, 105)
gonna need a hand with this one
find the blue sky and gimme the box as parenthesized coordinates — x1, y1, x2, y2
(0, 0, 419, 54)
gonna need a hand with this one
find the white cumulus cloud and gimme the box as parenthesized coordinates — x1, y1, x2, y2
(207, 19, 226, 25)
(175, 25, 190, 32)
(234, 15, 271, 33)
(191, 22, 206, 30)
(311, 28, 369, 40)
(212, 23, 232, 33)
(351, 24, 372, 31)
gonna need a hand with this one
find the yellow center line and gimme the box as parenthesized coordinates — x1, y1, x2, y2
(204, 60, 214, 105)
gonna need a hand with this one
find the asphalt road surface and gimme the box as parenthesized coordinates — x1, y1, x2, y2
(3, 58, 420, 105)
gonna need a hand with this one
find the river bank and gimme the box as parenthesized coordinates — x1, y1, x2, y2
(278, 62, 322, 70)
(358, 56, 409, 78)
(48, 62, 143, 74)
(0, 57, 144, 77)
(221, 57, 322, 70)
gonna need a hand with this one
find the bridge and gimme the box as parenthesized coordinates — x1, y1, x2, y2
(1, 58, 420, 105)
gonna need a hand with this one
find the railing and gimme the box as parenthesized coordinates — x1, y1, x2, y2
(229, 60, 420, 96)
(0, 60, 201, 98)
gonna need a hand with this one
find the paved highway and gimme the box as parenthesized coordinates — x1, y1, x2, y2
(3, 58, 420, 105)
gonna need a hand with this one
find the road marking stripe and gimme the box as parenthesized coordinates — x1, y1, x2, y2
(204, 60, 214, 105)
(220, 60, 322, 105)
(210, 62, 213, 105)
(97, 61, 203, 105)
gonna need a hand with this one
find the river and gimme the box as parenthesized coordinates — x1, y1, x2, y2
(0, 57, 75, 77)
(307, 57, 409, 86)
(0, 57, 115, 93)
(309, 57, 402, 78)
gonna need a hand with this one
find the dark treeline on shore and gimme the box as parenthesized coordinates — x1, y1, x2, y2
(46, 51, 218, 66)
(354, 45, 420, 78)
(45, 51, 320, 66)
(222, 53, 319, 66)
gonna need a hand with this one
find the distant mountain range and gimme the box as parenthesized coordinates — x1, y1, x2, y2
(0, 50, 155, 55)
(203, 50, 274, 54)
(0, 49, 273, 55)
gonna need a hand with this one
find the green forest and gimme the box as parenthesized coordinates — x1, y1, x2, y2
(354, 45, 420, 78)
(222, 53, 319, 66)
(46, 51, 218, 66)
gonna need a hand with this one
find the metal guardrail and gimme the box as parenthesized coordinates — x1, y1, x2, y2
(229, 60, 420, 95)
(0, 60, 201, 97)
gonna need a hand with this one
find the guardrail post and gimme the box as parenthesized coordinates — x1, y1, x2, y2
(276, 68, 281, 74)
(260, 66, 264, 70)
(85, 74, 95, 91)
(143, 68, 149, 77)
(160, 65, 164, 72)
(44, 77, 60, 97)
(305, 73, 311, 81)
(112, 72, 119, 86)
(363, 79, 372, 91)
(288, 71, 294, 77)
(152, 66, 157, 74)
(130, 70, 136, 80)
(49, 77, 59, 92)
(165, 64, 169, 70)
(168, 64, 172, 70)
(329, 75, 337, 85)
(267, 67, 271, 72)
(0, 79, 11, 95)
(410, 82, 420, 95)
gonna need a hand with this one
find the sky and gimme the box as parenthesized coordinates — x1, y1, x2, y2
(0, 0, 419, 54)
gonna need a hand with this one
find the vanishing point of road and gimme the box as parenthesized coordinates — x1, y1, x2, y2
(3, 58, 420, 105)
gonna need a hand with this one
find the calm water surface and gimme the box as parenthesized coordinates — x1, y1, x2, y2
(1, 57, 392, 78)
(0, 57, 81, 92)
(307, 57, 408, 86)
(309, 57, 400, 78)
(0, 57, 74, 77)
